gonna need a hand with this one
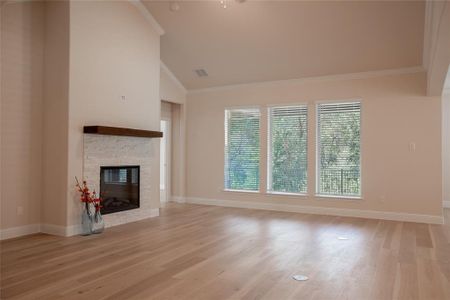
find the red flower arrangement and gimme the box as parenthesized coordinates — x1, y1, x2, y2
(75, 177, 102, 213)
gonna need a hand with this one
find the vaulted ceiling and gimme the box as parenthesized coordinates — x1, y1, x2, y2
(143, 0, 425, 90)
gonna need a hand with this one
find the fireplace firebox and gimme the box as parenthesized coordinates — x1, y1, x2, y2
(100, 166, 140, 214)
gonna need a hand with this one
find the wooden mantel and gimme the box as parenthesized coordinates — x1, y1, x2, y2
(83, 126, 163, 138)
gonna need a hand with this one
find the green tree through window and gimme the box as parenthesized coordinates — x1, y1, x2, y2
(225, 108, 260, 191)
(269, 106, 308, 193)
(317, 102, 361, 196)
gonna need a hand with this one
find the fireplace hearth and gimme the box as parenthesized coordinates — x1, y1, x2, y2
(100, 166, 140, 214)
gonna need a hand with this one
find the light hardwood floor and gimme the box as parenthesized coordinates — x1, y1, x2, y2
(1, 204, 450, 300)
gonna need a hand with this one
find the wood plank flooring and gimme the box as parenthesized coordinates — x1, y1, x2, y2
(1, 204, 450, 300)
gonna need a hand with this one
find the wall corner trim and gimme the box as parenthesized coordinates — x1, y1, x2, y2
(128, 0, 165, 36)
(184, 197, 444, 225)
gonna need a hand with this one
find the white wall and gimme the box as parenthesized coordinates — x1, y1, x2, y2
(161, 63, 186, 104)
(442, 68, 450, 207)
(42, 0, 70, 228)
(186, 71, 442, 223)
(1, 1, 45, 230)
(67, 0, 161, 227)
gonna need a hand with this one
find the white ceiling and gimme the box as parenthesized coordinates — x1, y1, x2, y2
(143, 0, 425, 90)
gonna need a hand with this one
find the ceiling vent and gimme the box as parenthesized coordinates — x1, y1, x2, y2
(194, 69, 208, 77)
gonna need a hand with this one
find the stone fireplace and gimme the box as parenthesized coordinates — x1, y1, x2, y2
(83, 131, 159, 228)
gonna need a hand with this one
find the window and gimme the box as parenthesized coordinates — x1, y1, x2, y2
(268, 105, 308, 194)
(224, 108, 260, 191)
(317, 102, 361, 197)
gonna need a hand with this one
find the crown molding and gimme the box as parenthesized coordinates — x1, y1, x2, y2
(187, 66, 425, 95)
(128, 0, 164, 36)
(161, 60, 187, 93)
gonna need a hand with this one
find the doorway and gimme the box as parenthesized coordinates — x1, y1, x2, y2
(160, 119, 171, 203)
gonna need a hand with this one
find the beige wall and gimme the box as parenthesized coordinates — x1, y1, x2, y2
(161, 100, 172, 119)
(1, 1, 45, 229)
(42, 0, 70, 227)
(186, 72, 442, 218)
(442, 69, 450, 205)
(67, 1, 161, 226)
(160, 65, 186, 105)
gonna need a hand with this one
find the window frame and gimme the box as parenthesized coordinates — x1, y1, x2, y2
(266, 103, 309, 196)
(315, 99, 363, 199)
(223, 106, 262, 193)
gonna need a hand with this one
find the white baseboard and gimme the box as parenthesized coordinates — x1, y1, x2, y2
(169, 196, 186, 203)
(2, 209, 161, 239)
(185, 197, 444, 225)
(444, 201, 450, 208)
(41, 224, 68, 236)
(0, 224, 41, 240)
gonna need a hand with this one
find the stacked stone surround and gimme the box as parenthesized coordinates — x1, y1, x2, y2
(83, 134, 158, 228)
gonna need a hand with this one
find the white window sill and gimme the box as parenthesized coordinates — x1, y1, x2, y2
(223, 189, 260, 194)
(266, 191, 308, 197)
(315, 194, 362, 200)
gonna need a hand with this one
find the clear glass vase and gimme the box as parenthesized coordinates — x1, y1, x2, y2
(80, 203, 93, 236)
(92, 209, 104, 234)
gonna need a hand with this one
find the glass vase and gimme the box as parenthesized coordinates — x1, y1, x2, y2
(92, 209, 105, 234)
(80, 203, 93, 236)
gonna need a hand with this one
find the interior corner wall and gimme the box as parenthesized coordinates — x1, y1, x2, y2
(1, 1, 45, 230)
(67, 1, 161, 227)
(442, 69, 450, 206)
(42, 0, 70, 228)
(186, 72, 443, 219)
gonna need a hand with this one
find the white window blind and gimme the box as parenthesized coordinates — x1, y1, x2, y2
(224, 108, 260, 191)
(268, 105, 308, 194)
(317, 102, 361, 197)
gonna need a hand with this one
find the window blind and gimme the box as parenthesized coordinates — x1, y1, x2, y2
(224, 108, 260, 191)
(268, 105, 308, 194)
(317, 102, 361, 197)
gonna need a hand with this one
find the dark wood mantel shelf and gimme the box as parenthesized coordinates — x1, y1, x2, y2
(83, 126, 163, 138)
